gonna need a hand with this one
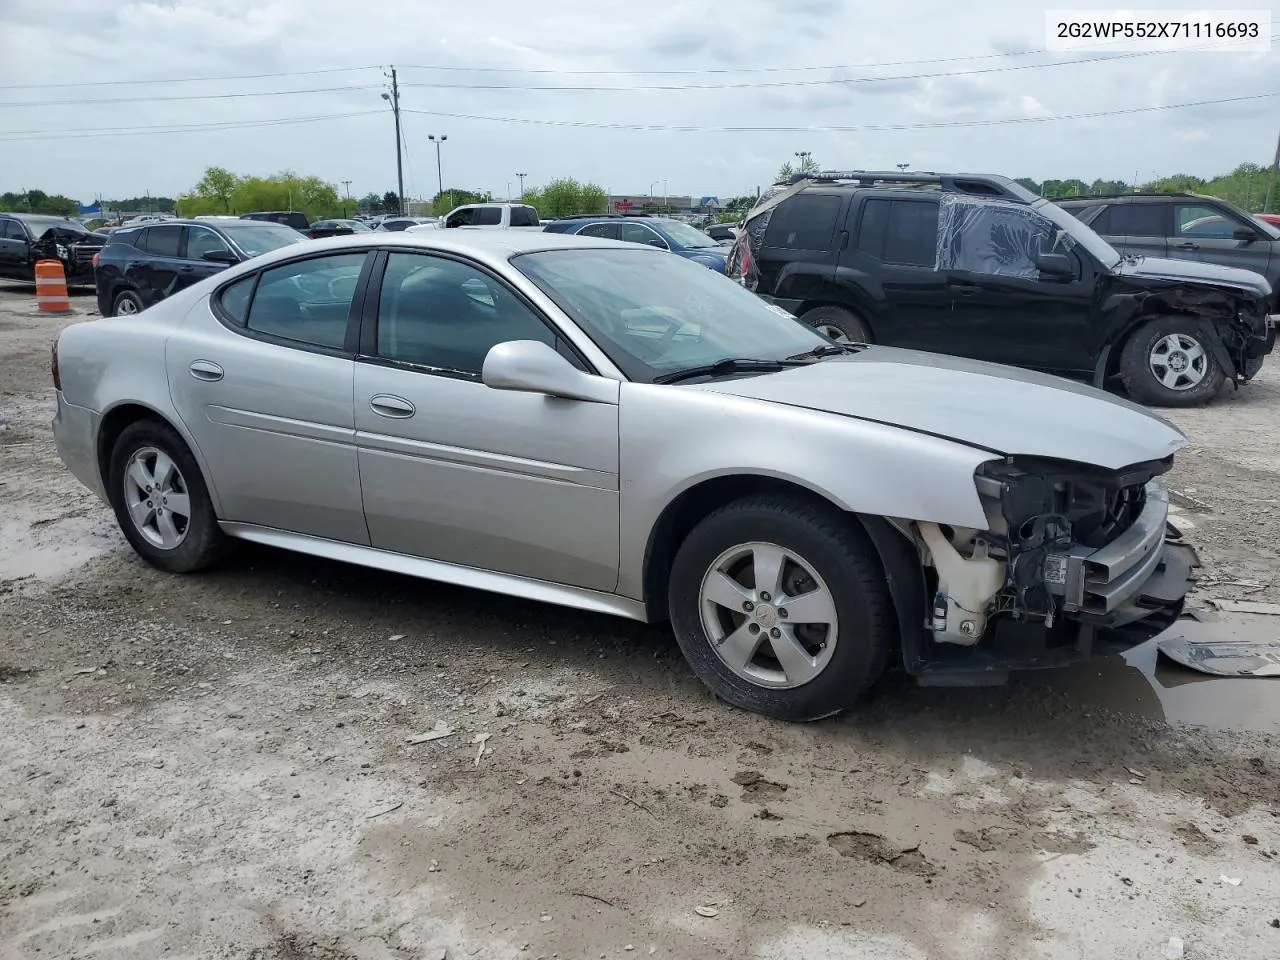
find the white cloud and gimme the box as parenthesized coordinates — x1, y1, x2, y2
(0, 0, 1277, 202)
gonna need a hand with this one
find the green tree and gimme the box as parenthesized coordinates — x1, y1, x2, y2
(358, 192, 383, 215)
(0, 189, 80, 215)
(383, 191, 401, 216)
(431, 189, 487, 212)
(175, 168, 343, 219)
(519, 178, 607, 218)
(192, 166, 239, 213)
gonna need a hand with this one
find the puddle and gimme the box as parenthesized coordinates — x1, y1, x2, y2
(0, 514, 119, 590)
(1036, 612, 1280, 734)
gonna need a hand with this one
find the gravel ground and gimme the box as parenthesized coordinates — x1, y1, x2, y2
(2, 287, 1279, 960)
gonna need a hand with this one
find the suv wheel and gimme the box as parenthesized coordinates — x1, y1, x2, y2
(112, 289, 144, 316)
(668, 495, 892, 721)
(107, 419, 230, 573)
(1119, 316, 1225, 407)
(800, 305, 871, 344)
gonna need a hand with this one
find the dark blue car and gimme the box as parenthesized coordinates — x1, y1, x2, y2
(543, 216, 728, 271)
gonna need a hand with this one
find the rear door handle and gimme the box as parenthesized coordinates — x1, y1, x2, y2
(948, 282, 981, 294)
(189, 360, 224, 382)
(370, 394, 416, 419)
(1176, 242, 1199, 251)
(180, 265, 195, 273)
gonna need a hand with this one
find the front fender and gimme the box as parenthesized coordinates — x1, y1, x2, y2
(616, 383, 996, 599)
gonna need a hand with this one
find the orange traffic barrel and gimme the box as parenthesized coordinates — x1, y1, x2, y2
(35, 259, 73, 315)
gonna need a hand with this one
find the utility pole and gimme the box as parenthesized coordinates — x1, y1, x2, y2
(382, 68, 405, 216)
(341, 180, 352, 218)
(516, 172, 527, 199)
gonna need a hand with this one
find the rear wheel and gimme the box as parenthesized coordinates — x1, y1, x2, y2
(668, 495, 893, 721)
(800, 305, 871, 344)
(107, 419, 229, 573)
(112, 289, 144, 317)
(1119, 316, 1225, 407)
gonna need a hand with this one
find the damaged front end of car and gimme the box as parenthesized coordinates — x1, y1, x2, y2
(901, 456, 1199, 684)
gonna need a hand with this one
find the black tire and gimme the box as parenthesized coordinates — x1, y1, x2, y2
(107, 418, 230, 574)
(1119, 315, 1225, 407)
(111, 289, 144, 317)
(668, 495, 893, 721)
(800, 304, 872, 343)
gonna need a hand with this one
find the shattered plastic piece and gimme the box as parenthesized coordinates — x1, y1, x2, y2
(694, 905, 720, 918)
(407, 721, 456, 744)
(473, 732, 491, 766)
(1157, 637, 1280, 677)
(1164, 936, 1184, 959)
(1218, 874, 1242, 886)
(387, 633, 407, 641)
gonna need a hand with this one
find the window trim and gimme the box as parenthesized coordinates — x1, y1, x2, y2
(355, 246, 596, 381)
(207, 248, 375, 358)
(854, 196, 940, 268)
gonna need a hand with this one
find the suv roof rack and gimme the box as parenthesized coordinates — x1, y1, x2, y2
(1051, 191, 1206, 202)
(784, 170, 1037, 204)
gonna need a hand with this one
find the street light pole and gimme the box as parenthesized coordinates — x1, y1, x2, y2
(516, 172, 527, 199)
(381, 68, 405, 216)
(428, 134, 447, 210)
(794, 150, 811, 174)
(341, 179, 352, 218)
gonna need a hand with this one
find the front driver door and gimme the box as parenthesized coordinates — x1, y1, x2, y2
(353, 250, 620, 591)
(1171, 202, 1273, 278)
(181, 225, 236, 289)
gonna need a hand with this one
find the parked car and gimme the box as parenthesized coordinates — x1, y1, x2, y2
(52, 230, 1197, 721)
(240, 211, 311, 233)
(727, 171, 1274, 407)
(706, 223, 740, 244)
(93, 218, 307, 316)
(375, 217, 437, 232)
(307, 219, 371, 239)
(545, 215, 729, 272)
(0, 213, 106, 288)
(1255, 213, 1280, 229)
(437, 202, 541, 229)
(1054, 193, 1280, 315)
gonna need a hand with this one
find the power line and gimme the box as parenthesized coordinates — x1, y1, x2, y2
(0, 83, 382, 109)
(402, 90, 1278, 133)
(0, 65, 383, 91)
(0, 111, 381, 142)
(397, 37, 1280, 92)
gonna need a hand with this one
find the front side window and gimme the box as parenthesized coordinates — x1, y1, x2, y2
(245, 253, 366, 349)
(444, 208, 475, 228)
(619, 222, 664, 246)
(375, 252, 558, 374)
(143, 224, 182, 258)
(0, 219, 25, 240)
(1176, 205, 1240, 239)
(186, 226, 232, 261)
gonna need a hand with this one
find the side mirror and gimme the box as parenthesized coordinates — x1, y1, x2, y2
(644, 238, 669, 250)
(1233, 226, 1257, 242)
(482, 340, 618, 404)
(1035, 252, 1074, 278)
(202, 250, 239, 264)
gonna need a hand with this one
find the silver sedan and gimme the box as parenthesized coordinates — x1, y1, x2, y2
(51, 230, 1198, 720)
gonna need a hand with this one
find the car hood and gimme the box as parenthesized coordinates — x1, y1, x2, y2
(1114, 255, 1271, 297)
(678, 248, 728, 267)
(694, 346, 1187, 469)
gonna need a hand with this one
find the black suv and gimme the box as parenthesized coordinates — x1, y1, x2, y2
(1055, 192, 1280, 311)
(240, 211, 311, 232)
(0, 213, 105, 287)
(94, 218, 306, 316)
(727, 171, 1275, 406)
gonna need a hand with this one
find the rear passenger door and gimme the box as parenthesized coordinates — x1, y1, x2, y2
(754, 192, 846, 301)
(839, 197, 952, 352)
(134, 224, 186, 305)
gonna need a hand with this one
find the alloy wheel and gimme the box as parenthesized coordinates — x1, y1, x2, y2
(1148, 333, 1207, 391)
(122, 446, 191, 550)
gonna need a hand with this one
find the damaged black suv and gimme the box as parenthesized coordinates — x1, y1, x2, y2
(726, 171, 1275, 406)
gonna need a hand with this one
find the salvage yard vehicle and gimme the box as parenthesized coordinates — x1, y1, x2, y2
(727, 171, 1274, 407)
(52, 230, 1197, 721)
(543, 215, 730, 271)
(0, 212, 106, 288)
(93, 218, 306, 316)
(435, 202, 541, 229)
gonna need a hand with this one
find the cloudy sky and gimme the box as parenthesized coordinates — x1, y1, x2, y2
(1, 0, 1277, 205)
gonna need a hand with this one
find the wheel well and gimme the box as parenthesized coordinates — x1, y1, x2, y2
(96, 404, 164, 486)
(1104, 306, 1174, 379)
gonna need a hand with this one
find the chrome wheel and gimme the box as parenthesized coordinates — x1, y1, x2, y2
(1149, 333, 1207, 391)
(122, 446, 191, 550)
(699, 541, 838, 689)
(115, 297, 139, 315)
(816, 323, 852, 343)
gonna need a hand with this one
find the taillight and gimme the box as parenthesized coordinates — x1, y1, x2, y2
(92, 252, 99, 269)
(51, 337, 61, 391)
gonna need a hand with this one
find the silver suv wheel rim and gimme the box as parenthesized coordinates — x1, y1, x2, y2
(815, 323, 851, 343)
(698, 541, 838, 689)
(116, 297, 138, 315)
(123, 446, 191, 550)
(1149, 333, 1207, 391)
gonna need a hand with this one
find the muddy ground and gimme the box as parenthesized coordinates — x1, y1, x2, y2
(2, 287, 1279, 960)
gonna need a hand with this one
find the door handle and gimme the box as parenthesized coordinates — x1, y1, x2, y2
(180, 265, 194, 273)
(188, 360, 224, 382)
(1175, 242, 1199, 251)
(948, 282, 981, 294)
(370, 394, 416, 419)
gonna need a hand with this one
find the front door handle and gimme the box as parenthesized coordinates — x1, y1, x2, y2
(948, 282, 981, 294)
(188, 360, 224, 382)
(1175, 241, 1199, 251)
(180, 265, 195, 273)
(370, 394, 416, 419)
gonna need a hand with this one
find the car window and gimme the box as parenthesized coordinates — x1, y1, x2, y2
(375, 252, 559, 374)
(444, 208, 475, 228)
(0, 219, 25, 240)
(473, 207, 502, 226)
(763, 194, 841, 251)
(218, 275, 256, 325)
(856, 199, 939, 267)
(938, 200, 1062, 278)
(142, 224, 182, 258)
(580, 223, 619, 240)
(245, 253, 366, 349)
(619, 222, 664, 246)
(1076, 205, 1110, 233)
(510, 205, 539, 227)
(1108, 204, 1165, 237)
(186, 226, 232, 261)
(1175, 205, 1237, 239)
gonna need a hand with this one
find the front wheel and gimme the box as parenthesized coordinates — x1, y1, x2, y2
(668, 496, 893, 721)
(1119, 316, 1225, 407)
(111, 289, 144, 317)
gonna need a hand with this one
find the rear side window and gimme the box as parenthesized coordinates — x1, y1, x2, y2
(510, 206, 539, 227)
(245, 252, 366, 349)
(218, 275, 255, 325)
(142, 225, 182, 257)
(473, 207, 502, 226)
(1109, 204, 1164, 237)
(763, 194, 841, 251)
(106, 227, 144, 248)
(857, 199, 939, 267)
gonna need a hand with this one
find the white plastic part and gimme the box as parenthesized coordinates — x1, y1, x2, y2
(918, 521, 1005, 646)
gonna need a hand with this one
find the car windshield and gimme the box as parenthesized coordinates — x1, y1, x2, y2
(655, 218, 720, 249)
(219, 223, 307, 257)
(1034, 199, 1122, 269)
(514, 248, 830, 382)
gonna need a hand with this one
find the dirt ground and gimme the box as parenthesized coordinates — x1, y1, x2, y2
(2, 287, 1279, 960)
